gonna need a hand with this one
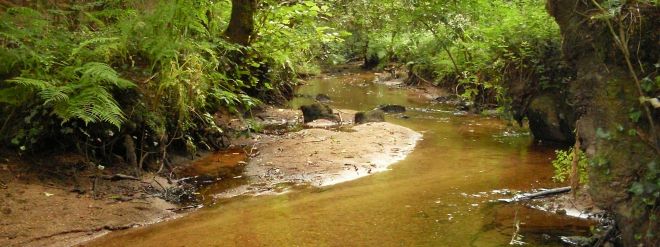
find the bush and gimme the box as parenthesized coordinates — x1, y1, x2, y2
(552, 148, 589, 184)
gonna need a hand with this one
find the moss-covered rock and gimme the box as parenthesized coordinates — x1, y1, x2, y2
(354, 109, 385, 124)
(527, 93, 575, 143)
(300, 103, 338, 123)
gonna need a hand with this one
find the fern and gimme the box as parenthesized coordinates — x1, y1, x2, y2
(6, 77, 52, 90)
(77, 62, 135, 89)
(54, 86, 125, 127)
(6, 63, 134, 128)
(70, 37, 121, 58)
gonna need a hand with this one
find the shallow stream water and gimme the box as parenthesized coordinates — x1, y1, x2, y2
(87, 72, 593, 246)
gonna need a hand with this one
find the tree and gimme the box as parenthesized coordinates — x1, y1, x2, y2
(225, 0, 258, 46)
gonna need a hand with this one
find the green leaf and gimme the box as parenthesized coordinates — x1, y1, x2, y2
(630, 182, 644, 195)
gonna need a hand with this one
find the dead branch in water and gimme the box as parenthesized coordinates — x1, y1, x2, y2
(498, 187, 571, 203)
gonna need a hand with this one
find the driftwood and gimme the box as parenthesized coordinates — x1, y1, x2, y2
(498, 186, 571, 203)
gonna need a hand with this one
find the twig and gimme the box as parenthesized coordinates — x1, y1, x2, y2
(303, 137, 328, 143)
(89, 174, 141, 181)
(0, 107, 16, 139)
(571, 124, 581, 199)
(166, 205, 200, 212)
(593, 226, 615, 247)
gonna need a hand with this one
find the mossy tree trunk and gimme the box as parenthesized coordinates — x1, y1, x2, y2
(547, 1, 659, 245)
(225, 0, 258, 46)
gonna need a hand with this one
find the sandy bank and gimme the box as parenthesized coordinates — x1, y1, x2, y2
(215, 121, 422, 198)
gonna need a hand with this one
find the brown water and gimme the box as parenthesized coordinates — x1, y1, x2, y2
(86, 72, 592, 246)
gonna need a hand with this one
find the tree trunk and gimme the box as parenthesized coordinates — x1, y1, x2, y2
(547, 1, 659, 245)
(225, 0, 257, 46)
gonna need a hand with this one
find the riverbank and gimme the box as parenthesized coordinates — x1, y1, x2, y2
(2, 68, 603, 247)
(0, 154, 179, 247)
(0, 104, 422, 247)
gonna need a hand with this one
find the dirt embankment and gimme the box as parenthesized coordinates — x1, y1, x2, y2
(0, 155, 180, 247)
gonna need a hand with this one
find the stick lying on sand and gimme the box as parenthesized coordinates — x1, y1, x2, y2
(498, 186, 571, 203)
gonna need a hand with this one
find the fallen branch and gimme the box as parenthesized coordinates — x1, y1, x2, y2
(166, 205, 201, 212)
(498, 186, 571, 203)
(90, 173, 141, 181)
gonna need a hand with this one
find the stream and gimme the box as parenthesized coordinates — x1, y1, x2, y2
(86, 71, 594, 246)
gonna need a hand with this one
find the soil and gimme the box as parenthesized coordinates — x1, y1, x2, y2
(0, 154, 179, 247)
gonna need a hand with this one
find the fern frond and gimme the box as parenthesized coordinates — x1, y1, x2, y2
(6, 77, 52, 90)
(53, 85, 125, 128)
(70, 37, 120, 58)
(39, 86, 72, 105)
(77, 62, 135, 89)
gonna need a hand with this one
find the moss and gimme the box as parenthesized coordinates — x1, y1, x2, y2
(548, 1, 659, 245)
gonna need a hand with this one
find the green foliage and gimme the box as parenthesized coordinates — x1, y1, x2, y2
(7, 62, 135, 128)
(0, 1, 340, 156)
(552, 148, 589, 184)
(629, 161, 659, 206)
(253, 0, 343, 76)
(325, 0, 561, 107)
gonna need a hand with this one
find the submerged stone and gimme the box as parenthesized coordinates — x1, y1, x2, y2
(354, 109, 385, 124)
(300, 103, 338, 123)
(315, 94, 331, 103)
(378, 104, 406, 113)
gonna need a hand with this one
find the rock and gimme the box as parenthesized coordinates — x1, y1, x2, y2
(526, 94, 574, 143)
(435, 95, 463, 105)
(560, 236, 595, 247)
(304, 119, 340, 129)
(354, 110, 385, 124)
(315, 94, 331, 103)
(378, 104, 406, 113)
(300, 103, 338, 123)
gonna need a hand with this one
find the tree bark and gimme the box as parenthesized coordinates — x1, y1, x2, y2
(547, 1, 659, 245)
(225, 0, 257, 46)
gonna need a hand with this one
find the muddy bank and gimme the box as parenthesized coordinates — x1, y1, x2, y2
(0, 156, 179, 247)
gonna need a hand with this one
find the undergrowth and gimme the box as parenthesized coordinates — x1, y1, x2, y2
(0, 1, 339, 173)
